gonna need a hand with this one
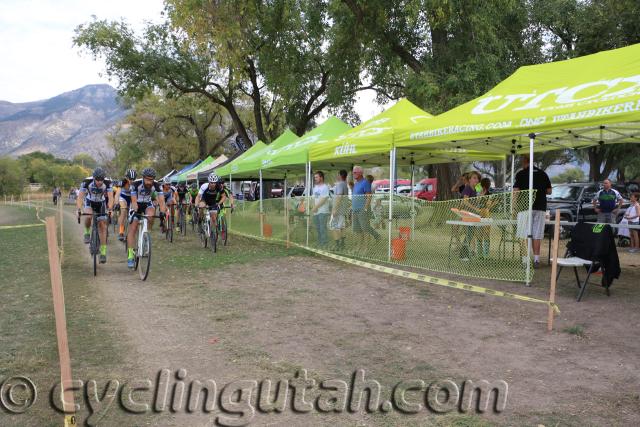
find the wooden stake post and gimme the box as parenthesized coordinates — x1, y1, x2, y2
(547, 211, 561, 332)
(45, 216, 76, 424)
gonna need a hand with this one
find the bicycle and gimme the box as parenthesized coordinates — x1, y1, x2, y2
(112, 204, 121, 234)
(164, 208, 175, 243)
(191, 203, 199, 232)
(200, 206, 230, 253)
(78, 210, 109, 276)
(128, 211, 163, 281)
(177, 200, 189, 236)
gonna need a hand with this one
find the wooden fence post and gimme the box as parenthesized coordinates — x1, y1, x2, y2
(547, 211, 561, 332)
(45, 216, 76, 423)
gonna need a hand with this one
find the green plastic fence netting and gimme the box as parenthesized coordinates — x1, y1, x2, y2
(227, 189, 537, 283)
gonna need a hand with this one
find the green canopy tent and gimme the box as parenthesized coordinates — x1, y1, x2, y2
(171, 155, 216, 183)
(394, 43, 640, 284)
(187, 154, 228, 181)
(308, 99, 505, 260)
(215, 140, 267, 177)
(220, 129, 299, 180)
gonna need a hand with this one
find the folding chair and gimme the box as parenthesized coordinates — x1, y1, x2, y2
(554, 256, 608, 302)
(553, 223, 615, 302)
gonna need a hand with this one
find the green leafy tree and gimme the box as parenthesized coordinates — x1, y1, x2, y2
(0, 157, 26, 196)
(72, 154, 98, 170)
(337, 0, 540, 198)
(551, 167, 586, 183)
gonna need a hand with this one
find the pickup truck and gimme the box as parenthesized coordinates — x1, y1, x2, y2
(547, 182, 631, 231)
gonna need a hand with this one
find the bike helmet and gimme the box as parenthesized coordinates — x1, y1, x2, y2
(141, 167, 156, 178)
(162, 177, 172, 185)
(190, 182, 198, 189)
(93, 167, 106, 180)
(207, 173, 220, 183)
(125, 169, 137, 180)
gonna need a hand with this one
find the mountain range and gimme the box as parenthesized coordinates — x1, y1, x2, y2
(0, 84, 128, 159)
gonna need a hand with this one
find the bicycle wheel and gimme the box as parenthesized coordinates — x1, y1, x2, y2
(91, 224, 99, 276)
(169, 215, 174, 242)
(210, 222, 217, 254)
(220, 217, 228, 246)
(180, 208, 187, 236)
(139, 232, 151, 281)
(202, 222, 209, 248)
(112, 210, 118, 233)
(191, 209, 197, 232)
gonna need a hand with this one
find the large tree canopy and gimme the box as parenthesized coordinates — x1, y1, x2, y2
(73, 0, 640, 184)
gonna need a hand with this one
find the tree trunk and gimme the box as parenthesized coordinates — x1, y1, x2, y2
(432, 164, 460, 200)
(195, 128, 208, 159)
(587, 147, 604, 181)
(226, 102, 252, 147)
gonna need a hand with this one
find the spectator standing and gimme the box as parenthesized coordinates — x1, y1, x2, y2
(593, 179, 623, 224)
(311, 171, 331, 248)
(513, 156, 552, 269)
(368, 175, 385, 229)
(52, 186, 61, 205)
(459, 171, 481, 260)
(352, 166, 380, 251)
(623, 192, 640, 253)
(329, 170, 349, 250)
(451, 173, 469, 199)
(476, 177, 495, 258)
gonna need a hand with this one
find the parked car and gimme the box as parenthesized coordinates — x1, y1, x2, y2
(414, 178, 438, 201)
(271, 183, 283, 198)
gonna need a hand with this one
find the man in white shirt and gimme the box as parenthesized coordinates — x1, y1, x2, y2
(311, 171, 331, 248)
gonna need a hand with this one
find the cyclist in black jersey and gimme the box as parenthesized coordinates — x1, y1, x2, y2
(76, 167, 114, 263)
(114, 169, 137, 241)
(195, 173, 227, 233)
(175, 181, 189, 231)
(161, 178, 177, 233)
(127, 168, 167, 268)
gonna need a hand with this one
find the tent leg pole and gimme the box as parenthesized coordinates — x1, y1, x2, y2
(284, 176, 289, 248)
(526, 134, 535, 286)
(259, 170, 264, 238)
(306, 162, 311, 247)
(410, 162, 415, 241)
(388, 147, 396, 262)
(229, 174, 232, 230)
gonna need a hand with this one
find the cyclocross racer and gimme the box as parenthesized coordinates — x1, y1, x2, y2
(175, 180, 190, 231)
(188, 182, 199, 223)
(76, 167, 114, 263)
(161, 178, 177, 232)
(127, 168, 166, 268)
(115, 169, 136, 241)
(195, 173, 227, 235)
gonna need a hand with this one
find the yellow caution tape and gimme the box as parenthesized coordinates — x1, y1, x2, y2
(231, 230, 560, 314)
(0, 223, 45, 230)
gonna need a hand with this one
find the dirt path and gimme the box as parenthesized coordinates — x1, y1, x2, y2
(64, 208, 640, 426)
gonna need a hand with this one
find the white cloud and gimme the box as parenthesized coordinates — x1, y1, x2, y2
(0, 0, 165, 102)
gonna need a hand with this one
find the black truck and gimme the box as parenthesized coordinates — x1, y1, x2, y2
(547, 182, 634, 227)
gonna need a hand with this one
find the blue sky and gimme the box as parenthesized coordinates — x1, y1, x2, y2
(0, 0, 165, 103)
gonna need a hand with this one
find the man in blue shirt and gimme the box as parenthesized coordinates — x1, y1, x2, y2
(351, 166, 380, 251)
(593, 179, 623, 224)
